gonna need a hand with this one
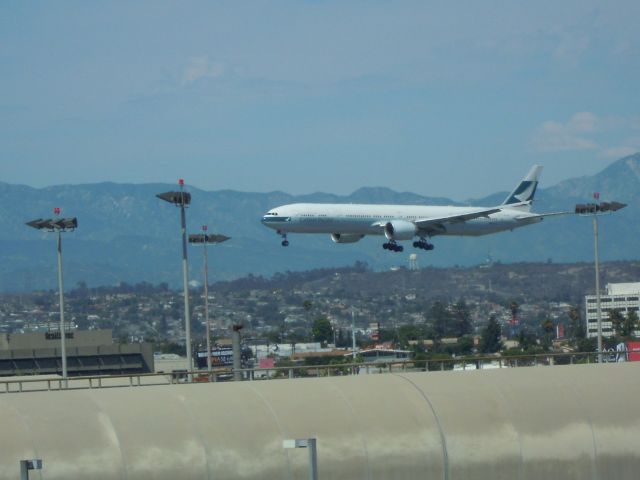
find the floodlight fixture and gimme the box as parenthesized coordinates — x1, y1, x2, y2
(156, 180, 194, 377)
(25, 208, 77, 386)
(575, 201, 627, 215)
(574, 195, 627, 363)
(188, 224, 230, 377)
(188, 233, 230, 244)
(25, 217, 78, 231)
(156, 191, 191, 207)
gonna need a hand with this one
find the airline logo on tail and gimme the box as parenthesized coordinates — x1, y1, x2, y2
(502, 165, 543, 208)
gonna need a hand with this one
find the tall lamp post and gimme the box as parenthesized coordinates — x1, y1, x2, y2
(157, 180, 194, 377)
(575, 197, 626, 363)
(26, 209, 77, 386)
(188, 226, 230, 377)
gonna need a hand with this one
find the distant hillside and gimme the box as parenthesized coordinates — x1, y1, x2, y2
(1, 153, 639, 292)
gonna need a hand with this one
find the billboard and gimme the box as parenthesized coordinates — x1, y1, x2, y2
(196, 347, 234, 368)
(195, 346, 252, 369)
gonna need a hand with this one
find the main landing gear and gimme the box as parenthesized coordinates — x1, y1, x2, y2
(382, 242, 404, 252)
(279, 232, 289, 247)
(413, 238, 434, 251)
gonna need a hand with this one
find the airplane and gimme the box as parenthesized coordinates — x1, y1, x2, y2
(261, 165, 567, 252)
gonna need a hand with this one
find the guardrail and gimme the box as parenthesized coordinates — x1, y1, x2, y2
(0, 350, 626, 394)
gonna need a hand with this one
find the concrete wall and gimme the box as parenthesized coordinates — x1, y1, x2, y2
(1, 363, 639, 479)
(0, 329, 113, 350)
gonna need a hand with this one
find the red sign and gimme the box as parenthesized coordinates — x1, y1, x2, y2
(53, 207, 61, 215)
(593, 192, 600, 200)
(259, 358, 275, 369)
(178, 179, 185, 186)
(627, 341, 640, 362)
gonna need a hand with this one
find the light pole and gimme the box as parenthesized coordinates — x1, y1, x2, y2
(351, 307, 357, 361)
(26, 209, 77, 387)
(157, 180, 194, 377)
(188, 226, 230, 377)
(575, 198, 626, 363)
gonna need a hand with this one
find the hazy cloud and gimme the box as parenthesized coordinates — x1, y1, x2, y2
(533, 112, 599, 152)
(553, 34, 590, 68)
(534, 113, 640, 158)
(600, 146, 638, 158)
(181, 56, 225, 85)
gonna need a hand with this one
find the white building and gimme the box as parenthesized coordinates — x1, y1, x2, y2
(585, 282, 640, 338)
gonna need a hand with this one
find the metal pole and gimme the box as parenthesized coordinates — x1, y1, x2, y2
(594, 215, 603, 363)
(179, 184, 193, 379)
(232, 327, 242, 381)
(203, 228, 212, 377)
(20, 459, 42, 480)
(308, 438, 318, 480)
(56, 230, 68, 387)
(351, 308, 356, 361)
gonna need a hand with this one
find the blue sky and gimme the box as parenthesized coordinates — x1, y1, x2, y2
(1, 1, 639, 199)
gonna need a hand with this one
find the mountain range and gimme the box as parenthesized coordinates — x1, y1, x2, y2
(2, 153, 639, 292)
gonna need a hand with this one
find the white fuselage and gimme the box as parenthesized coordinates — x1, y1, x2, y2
(262, 203, 543, 238)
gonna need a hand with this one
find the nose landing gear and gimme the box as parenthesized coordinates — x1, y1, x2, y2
(279, 232, 289, 247)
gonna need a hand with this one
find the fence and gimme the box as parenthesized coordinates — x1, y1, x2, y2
(0, 350, 625, 394)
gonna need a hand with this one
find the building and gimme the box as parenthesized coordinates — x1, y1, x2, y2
(0, 329, 154, 377)
(585, 282, 640, 338)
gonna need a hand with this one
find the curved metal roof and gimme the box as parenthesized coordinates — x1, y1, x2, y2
(1, 363, 639, 479)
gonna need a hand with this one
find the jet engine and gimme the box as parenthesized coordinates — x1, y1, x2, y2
(384, 220, 417, 241)
(331, 233, 365, 244)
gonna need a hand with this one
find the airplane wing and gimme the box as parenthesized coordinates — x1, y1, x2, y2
(521, 211, 574, 219)
(415, 207, 501, 227)
(412, 207, 502, 234)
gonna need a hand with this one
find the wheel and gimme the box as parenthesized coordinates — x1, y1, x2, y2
(282, 240, 289, 247)
(427, 244, 434, 250)
(382, 243, 388, 250)
(397, 245, 404, 252)
(413, 241, 418, 248)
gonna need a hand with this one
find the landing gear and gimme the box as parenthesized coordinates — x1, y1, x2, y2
(383, 242, 404, 252)
(279, 232, 289, 247)
(413, 238, 434, 251)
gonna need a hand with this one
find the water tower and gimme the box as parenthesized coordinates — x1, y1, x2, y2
(409, 253, 418, 270)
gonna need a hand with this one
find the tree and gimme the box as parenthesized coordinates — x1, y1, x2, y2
(540, 318, 554, 349)
(517, 328, 538, 352)
(397, 324, 423, 348)
(452, 299, 472, 337)
(608, 309, 625, 337)
(430, 301, 450, 339)
(622, 310, 639, 338)
(312, 317, 333, 343)
(567, 306, 585, 341)
(480, 315, 502, 353)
